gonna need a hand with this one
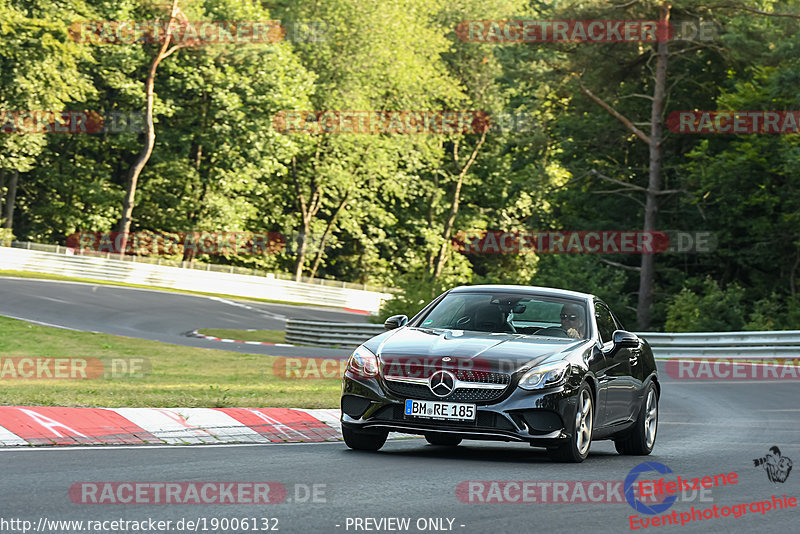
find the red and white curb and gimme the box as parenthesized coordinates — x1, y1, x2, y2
(0, 406, 344, 446)
(187, 330, 294, 347)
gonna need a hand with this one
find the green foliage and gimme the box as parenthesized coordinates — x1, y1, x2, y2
(376, 272, 453, 323)
(0, 227, 14, 245)
(665, 278, 747, 332)
(2, 0, 800, 332)
(745, 296, 783, 331)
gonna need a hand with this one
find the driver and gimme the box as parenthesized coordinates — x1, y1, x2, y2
(561, 304, 585, 339)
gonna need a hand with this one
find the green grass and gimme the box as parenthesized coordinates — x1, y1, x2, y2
(197, 328, 286, 344)
(0, 270, 334, 308)
(0, 316, 340, 408)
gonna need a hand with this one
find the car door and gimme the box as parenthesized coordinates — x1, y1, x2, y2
(595, 302, 635, 425)
(611, 308, 645, 419)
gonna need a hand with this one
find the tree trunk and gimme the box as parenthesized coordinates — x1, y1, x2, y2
(292, 154, 323, 282)
(294, 222, 310, 281)
(118, 0, 184, 255)
(433, 172, 465, 278)
(432, 131, 487, 278)
(0, 169, 6, 217)
(308, 191, 350, 280)
(3, 170, 18, 230)
(636, 3, 670, 331)
(425, 173, 440, 272)
(182, 142, 206, 263)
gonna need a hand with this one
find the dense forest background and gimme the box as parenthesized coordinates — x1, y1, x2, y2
(1, 0, 799, 332)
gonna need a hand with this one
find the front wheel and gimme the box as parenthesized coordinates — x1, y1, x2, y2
(549, 384, 593, 463)
(615, 382, 658, 455)
(342, 426, 388, 451)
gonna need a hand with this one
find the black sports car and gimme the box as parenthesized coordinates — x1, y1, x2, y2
(340, 285, 659, 462)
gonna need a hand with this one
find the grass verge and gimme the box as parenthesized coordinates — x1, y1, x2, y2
(0, 316, 340, 408)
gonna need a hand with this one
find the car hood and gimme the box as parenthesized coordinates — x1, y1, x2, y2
(372, 327, 585, 375)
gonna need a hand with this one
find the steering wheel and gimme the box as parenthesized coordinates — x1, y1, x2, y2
(455, 315, 472, 328)
(534, 326, 571, 338)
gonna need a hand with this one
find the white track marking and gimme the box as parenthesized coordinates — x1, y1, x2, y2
(207, 296, 287, 321)
(0, 313, 80, 331)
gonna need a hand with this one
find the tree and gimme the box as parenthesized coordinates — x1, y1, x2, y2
(117, 0, 191, 254)
(0, 0, 93, 233)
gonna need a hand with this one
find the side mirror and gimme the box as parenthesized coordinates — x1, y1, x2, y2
(384, 314, 408, 330)
(612, 330, 640, 349)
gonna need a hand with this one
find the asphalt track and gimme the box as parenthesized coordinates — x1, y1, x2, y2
(1, 372, 798, 533)
(0, 277, 798, 533)
(0, 277, 361, 358)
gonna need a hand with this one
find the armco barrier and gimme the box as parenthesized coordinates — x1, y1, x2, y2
(0, 246, 391, 313)
(285, 320, 385, 347)
(641, 331, 800, 358)
(285, 320, 800, 356)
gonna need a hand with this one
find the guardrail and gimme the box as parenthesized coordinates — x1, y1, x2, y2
(0, 246, 392, 313)
(4, 241, 394, 293)
(285, 320, 386, 347)
(285, 320, 800, 356)
(638, 331, 800, 358)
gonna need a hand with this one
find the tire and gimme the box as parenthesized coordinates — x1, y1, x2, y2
(342, 426, 388, 451)
(549, 383, 593, 463)
(425, 434, 462, 446)
(615, 382, 658, 455)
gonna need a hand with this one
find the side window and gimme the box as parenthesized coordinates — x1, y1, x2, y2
(595, 304, 616, 344)
(611, 310, 625, 331)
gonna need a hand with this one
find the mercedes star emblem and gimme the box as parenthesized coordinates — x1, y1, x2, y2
(429, 370, 456, 397)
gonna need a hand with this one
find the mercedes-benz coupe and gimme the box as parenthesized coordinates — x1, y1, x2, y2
(340, 285, 659, 462)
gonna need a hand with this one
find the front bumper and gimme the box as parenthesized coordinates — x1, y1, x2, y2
(341, 372, 582, 446)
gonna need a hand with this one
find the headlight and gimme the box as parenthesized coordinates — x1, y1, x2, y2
(518, 361, 570, 390)
(345, 345, 379, 378)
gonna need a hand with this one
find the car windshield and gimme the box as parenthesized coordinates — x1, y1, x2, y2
(417, 292, 589, 339)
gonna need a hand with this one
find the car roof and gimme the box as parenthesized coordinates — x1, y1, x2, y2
(448, 284, 594, 302)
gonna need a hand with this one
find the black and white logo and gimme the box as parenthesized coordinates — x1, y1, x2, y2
(429, 370, 456, 397)
(753, 446, 793, 483)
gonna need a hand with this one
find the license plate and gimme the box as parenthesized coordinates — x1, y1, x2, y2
(404, 399, 476, 421)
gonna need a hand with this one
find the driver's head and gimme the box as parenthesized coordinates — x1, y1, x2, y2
(560, 303, 585, 334)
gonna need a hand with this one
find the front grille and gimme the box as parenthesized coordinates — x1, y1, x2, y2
(383, 362, 509, 385)
(383, 381, 507, 402)
(455, 370, 509, 384)
(381, 360, 511, 403)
